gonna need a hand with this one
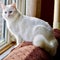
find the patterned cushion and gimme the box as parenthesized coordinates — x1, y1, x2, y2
(53, 29, 60, 60)
(3, 42, 52, 60)
(53, 29, 60, 41)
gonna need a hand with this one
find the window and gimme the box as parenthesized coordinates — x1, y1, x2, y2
(0, 0, 26, 54)
(0, 0, 8, 49)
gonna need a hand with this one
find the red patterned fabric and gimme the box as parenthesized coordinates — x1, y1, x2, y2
(53, 29, 60, 41)
(3, 42, 52, 60)
(53, 29, 60, 60)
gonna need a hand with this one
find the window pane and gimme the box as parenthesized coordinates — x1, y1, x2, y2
(0, 7, 4, 41)
(0, 0, 6, 45)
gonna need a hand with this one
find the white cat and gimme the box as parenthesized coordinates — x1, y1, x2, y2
(1, 3, 58, 56)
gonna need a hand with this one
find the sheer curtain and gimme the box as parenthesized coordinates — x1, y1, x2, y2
(16, 0, 26, 14)
(26, 0, 41, 17)
(26, 0, 37, 17)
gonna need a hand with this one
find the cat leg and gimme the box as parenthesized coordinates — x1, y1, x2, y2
(15, 36, 23, 47)
(49, 39, 58, 56)
(11, 36, 23, 52)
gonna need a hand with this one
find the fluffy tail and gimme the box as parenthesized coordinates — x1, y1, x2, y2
(33, 34, 58, 56)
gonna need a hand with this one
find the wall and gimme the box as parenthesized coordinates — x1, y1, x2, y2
(40, 0, 54, 26)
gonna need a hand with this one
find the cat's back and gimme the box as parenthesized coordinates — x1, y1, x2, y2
(22, 15, 52, 30)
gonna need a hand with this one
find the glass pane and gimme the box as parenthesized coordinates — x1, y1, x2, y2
(0, 8, 4, 42)
(0, 0, 6, 44)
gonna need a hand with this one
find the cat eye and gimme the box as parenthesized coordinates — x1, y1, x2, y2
(5, 11, 7, 14)
(9, 11, 12, 13)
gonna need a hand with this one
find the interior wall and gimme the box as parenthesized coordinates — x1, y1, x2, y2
(40, 0, 54, 26)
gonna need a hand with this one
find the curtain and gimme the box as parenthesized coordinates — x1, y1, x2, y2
(26, 0, 37, 17)
(16, 0, 26, 14)
(26, 0, 41, 17)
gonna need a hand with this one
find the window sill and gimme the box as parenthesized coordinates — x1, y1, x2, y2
(0, 42, 16, 55)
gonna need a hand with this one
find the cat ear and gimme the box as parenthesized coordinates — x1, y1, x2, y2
(11, 3, 16, 8)
(0, 2, 5, 10)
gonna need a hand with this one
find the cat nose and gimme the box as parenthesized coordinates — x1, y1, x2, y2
(8, 14, 10, 17)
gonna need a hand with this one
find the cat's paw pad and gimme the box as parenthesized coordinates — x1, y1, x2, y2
(14, 45, 18, 48)
(10, 45, 18, 52)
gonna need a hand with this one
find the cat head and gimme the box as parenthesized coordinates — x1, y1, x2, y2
(0, 3, 17, 20)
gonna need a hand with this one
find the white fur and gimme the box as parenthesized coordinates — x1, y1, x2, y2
(2, 4, 58, 56)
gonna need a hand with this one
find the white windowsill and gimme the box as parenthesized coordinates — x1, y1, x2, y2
(0, 46, 14, 60)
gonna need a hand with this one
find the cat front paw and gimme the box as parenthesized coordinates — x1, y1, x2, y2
(11, 47, 15, 52)
(14, 44, 19, 48)
(10, 44, 19, 52)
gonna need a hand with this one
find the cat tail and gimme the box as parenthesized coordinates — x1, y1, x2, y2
(33, 34, 58, 56)
(49, 38, 58, 56)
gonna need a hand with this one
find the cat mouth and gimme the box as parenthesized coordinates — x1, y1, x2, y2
(8, 15, 10, 17)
